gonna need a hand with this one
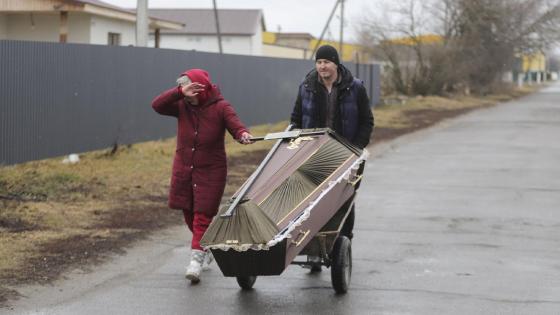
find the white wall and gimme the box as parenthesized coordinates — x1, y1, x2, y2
(250, 29, 262, 56)
(156, 33, 262, 56)
(2, 11, 262, 51)
(3, 13, 90, 43)
(90, 15, 135, 46)
(6, 13, 59, 42)
(67, 13, 91, 44)
(0, 14, 7, 39)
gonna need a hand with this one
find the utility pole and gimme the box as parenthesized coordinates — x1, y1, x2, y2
(59, 11, 68, 43)
(213, 0, 223, 54)
(310, 0, 341, 59)
(136, 0, 148, 47)
(339, 0, 344, 60)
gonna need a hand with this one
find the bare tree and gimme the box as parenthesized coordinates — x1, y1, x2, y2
(358, 0, 436, 95)
(441, 0, 560, 92)
(358, 0, 560, 95)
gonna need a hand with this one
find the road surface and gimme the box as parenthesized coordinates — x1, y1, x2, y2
(4, 83, 560, 314)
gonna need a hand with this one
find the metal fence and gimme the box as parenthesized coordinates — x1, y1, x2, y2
(0, 40, 380, 165)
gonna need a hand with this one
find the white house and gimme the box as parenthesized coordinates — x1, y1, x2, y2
(148, 9, 265, 56)
(0, 0, 182, 46)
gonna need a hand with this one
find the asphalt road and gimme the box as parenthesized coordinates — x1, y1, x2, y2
(5, 83, 560, 315)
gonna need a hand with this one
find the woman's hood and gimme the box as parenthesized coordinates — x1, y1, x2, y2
(181, 68, 222, 106)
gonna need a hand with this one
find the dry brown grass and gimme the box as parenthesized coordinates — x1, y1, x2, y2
(374, 85, 539, 132)
(0, 121, 287, 290)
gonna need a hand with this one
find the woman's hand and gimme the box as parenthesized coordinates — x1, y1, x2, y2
(239, 132, 254, 145)
(181, 82, 205, 98)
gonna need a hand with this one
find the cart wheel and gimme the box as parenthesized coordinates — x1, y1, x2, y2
(236, 275, 257, 290)
(331, 236, 351, 294)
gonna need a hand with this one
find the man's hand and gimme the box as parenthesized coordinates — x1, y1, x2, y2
(239, 132, 254, 145)
(181, 82, 205, 98)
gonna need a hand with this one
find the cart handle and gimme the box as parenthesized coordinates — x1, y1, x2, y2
(249, 130, 327, 142)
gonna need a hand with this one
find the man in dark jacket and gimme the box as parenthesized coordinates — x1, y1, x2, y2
(291, 45, 373, 269)
(291, 44, 374, 149)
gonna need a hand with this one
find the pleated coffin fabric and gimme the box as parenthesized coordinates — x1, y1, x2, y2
(200, 135, 354, 249)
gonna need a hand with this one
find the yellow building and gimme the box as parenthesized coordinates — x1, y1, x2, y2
(308, 38, 373, 63)
(522, 52, 546, 72)
(385, 34, 443, 46)
(262, 31, 374, 63)
(262, 31, 311, 59)
(515, 51, 547, 84)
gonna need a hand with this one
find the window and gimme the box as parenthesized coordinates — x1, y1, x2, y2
(108, 32, 121, 46)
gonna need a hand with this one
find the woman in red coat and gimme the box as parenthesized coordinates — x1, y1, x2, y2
(152, 69, 252, 283)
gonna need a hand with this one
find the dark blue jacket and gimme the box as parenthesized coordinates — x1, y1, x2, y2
(291, 64, 374, 148)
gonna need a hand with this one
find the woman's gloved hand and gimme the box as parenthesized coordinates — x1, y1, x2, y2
(239, 132, 254, 145)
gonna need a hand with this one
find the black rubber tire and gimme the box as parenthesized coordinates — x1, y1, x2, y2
(331, 236, 352, 294)
(236, 275, 257, 290)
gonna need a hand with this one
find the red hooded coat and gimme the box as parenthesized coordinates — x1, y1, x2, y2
(151, 69, 249, 215)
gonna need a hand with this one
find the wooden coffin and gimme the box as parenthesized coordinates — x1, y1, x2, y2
(202, 129, 367, 277)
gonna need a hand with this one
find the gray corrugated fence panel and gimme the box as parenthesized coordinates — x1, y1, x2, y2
(371, 64, 381, 106)
(0, 40, 380, 165)
(344, 62, 381, 107)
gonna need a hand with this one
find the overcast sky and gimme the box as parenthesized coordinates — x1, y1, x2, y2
(102, 0, 377, 42)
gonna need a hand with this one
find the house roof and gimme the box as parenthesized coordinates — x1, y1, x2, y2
(0, 0, 183, 30)
(75, 0, 184, 30)
(148, 9, 265, 35)
(275, 32, 315, 39)
(74, 0, 129, 12)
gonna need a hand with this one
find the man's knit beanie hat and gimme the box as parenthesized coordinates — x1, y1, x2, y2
(315, 45, 340, 65)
